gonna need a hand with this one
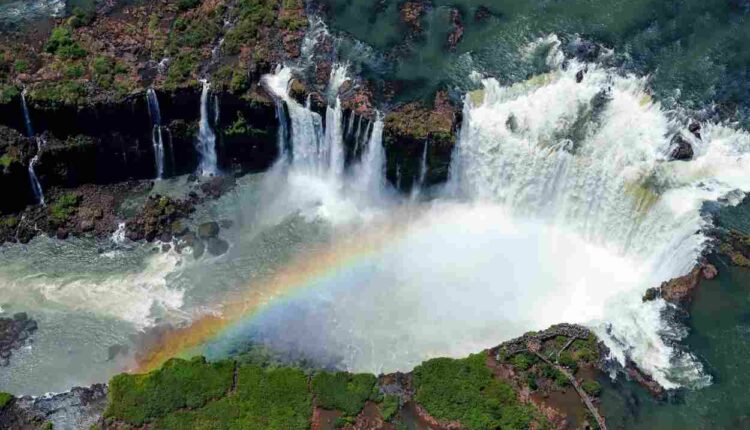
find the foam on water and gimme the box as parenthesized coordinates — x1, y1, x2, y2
(0, 251, 185, 329)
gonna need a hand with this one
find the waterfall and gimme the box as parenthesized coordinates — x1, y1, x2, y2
(197, 80, 219, 176)
(146, 89, 166, 179)
(411, 139, 430, 199)
(21, 89, 45, 205)
(20, 89, 34, 137)
(29, 137, 45, 206)
(447, 46, 750, 388)
(355, 117, 385, 194)
(262, 65, 350, 178)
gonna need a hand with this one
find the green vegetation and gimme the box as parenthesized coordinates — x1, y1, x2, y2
(413, 354, 541, 430)
(106, 358, 310, 430)
(223, 0, 278, 56)
(69, 6, 96, 28)
(41, 422, 53, 430)
(0, 153, 15, 170)
(0, 216, 19, 228)
(49, 193, 80, 224)
(380, 395, 400, 421)
(28, 80, 87, 107)
(106, 357, 234, 426)
(582, 380, 602, 397)
(557, 351, 578, 372)
(510, 352, 537, 371)
(45, 27, 87, 59)
(155, 365, 311, 430)
(14, 60, 29, 73)
(0, 83, 20, 104)
(0, 392, 13, 408)
(311, 371, 378, 416)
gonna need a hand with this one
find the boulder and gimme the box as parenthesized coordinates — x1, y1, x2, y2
(670, 134, 694, 160)
(198, 221, 220, 239)
(206, 237, 230, 256)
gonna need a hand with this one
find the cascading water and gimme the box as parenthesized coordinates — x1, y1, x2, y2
(146, 89, 166, 179)
(194, 38, 750, 390)
(196, 80, 219, 176)
(21, 89, 45, 205)
(20, 89, 33, 137)
(28, 137, 45, 206)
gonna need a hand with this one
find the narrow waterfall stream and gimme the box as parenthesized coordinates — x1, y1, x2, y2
(146, 89, 166, 179)
(21, 89, 44, 205)
(196, 80, 219, 176)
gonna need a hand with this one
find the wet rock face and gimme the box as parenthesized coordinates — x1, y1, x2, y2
(446, 9, 464, 51)
(0, 384, 108, 430)
(126, 194, 195, 243)
(0, 126, 35, 214)
(0, 313, 38, 367)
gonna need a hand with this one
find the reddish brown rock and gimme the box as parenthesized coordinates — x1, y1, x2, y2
(446, 9, 464, 51)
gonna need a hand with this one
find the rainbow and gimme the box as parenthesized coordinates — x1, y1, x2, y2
(134, 220, 405, 372)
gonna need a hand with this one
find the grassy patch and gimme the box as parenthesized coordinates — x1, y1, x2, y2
(311, 371, 378, 416)
(413, 353, 540, 430)
(105, 357, 234, 426)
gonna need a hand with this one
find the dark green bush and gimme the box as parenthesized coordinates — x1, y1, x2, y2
(311, 371, 377, 416)
(413, 354, 537, 430)
(105, 357, 234, 426)
(582, 380, 602, 397)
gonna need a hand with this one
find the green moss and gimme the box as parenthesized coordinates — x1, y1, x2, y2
(311, 371, 377, 416)
(106, 357, 234, 426)
(225, 112, 249, 137)
(581, 380, 602, 397)
(413, 354, 539, 430)
(41, 422, 53, 430)
(49, 192, 80, 224)
(0, 392, 13, 408)
(380, 395, 399, 421)
(65, 63, 85, 79)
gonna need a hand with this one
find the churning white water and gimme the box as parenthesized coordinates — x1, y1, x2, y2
(196, 80, 219, 176)
(205, 38, 750, 390)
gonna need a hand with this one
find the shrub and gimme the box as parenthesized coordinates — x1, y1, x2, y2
(49, 192, 80, 224)
(105, 357, 234, 426)
(413, 354, 536, 430)
(14, 59, 29, 73)
(45, 27, 86, 59)
(582, 380, 602, 397)
(380, 395, 399, 421)
(557, 351, 578, 372)
(0, 392, 13, 408)
(510, 352, 536, 371)
(311, 371, 377, 416)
